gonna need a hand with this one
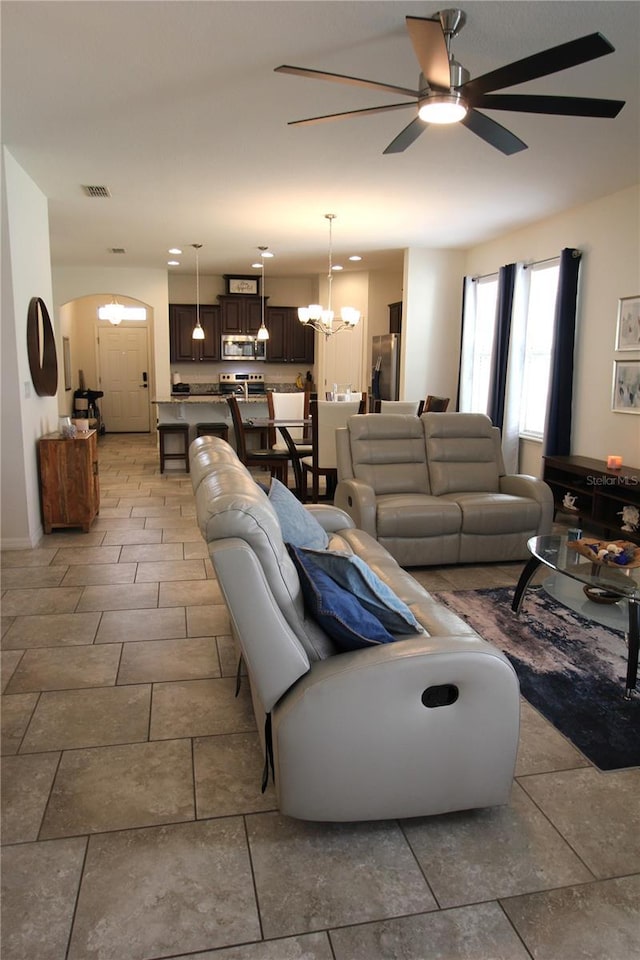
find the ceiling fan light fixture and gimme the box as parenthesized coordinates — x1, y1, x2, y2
(418, 93, 467, 124)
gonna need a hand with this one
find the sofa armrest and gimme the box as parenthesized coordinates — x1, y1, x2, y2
(273, 634, 520, 821)
(334, 479, 377, 537)
(499, 474, 554, 534)
(306, 504, 355, 533)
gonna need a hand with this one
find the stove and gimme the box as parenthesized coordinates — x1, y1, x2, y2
(219, 372, 265, 396)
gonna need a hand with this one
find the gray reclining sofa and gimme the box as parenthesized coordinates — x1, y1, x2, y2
(190, 435, 520, 822)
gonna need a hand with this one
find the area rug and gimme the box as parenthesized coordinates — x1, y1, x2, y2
(434, 586, 640, 771)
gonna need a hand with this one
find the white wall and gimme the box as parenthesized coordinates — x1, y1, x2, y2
(465, 185, 640, 472)
(2, 149, 59, 548)
(402, 247, 466, 404)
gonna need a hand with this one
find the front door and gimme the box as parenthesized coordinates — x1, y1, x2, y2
(98, 326, 151, 432)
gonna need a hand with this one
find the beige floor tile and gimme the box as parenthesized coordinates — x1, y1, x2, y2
(61, 562, 137, 586)
(160, 580, 222, 607)
(519, 767, 640, 878)
(183, 540, 209, 559)
(118, 637, 219, 683)
(144, 515, 199, 529)
(135, 559, 207, 582)
(75, 581, 159, 611)
(1, 566, 67, 589)
(150, 677, 256, 739)
(1, 615, 16, 638)
(515, 700, 590, 776)
(170, 933, 334, 960)
(247, 813, 437, 940)
(130, 504, 182, 518)
(96, 507, 134, 518)
(1, 694, 39, 754)
(96, 606, 186, 643)
(40, 739, 194, 838)
(20, 685, 151, 752)
(162, 527, 204, 543)
(1, 837, 87, 960)
(116, 496, 166, 508)
(330, 902, 531, 960)
(119, 542, 183, 563)
(92, 517, 146, 530)
(36, 531, 106, 548)
(1, 548, 59, 568)
(51, 545, 123, 565)
(502, 875, 640, 960)
(1, 752, 59, 843)
(98, 497, 120, 507)
(194, 732, 276, 818)
(1, 650, 23, 692)
(101, 528, 162, 545)
(216, 635, 242, 678)
(402, 781, 594, 908)
(67, 819, 260, 959)
(2, 612, 101, 649)
(1, 587, 83, 617)
(186, 603, 231, 635)
(5, 644, 121, 694)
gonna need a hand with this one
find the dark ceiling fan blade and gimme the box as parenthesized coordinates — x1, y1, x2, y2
(405, 16, 450, 90)
(460, 109, 528, 155)
(462, 32, 616, 99)
(473, 93, 626, 119)
(383, 117, 427, 154)
(287, 102, 416, 127)
(274, 65, 417, 98)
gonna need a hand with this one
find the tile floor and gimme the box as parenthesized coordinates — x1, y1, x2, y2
(1, 433, 639, 960)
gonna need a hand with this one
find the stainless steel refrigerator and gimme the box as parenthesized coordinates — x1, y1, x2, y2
(371, 334, 400, 401)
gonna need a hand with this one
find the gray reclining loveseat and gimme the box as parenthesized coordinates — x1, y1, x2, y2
(190, 435, 520, 822)
(335, 412, 553, 567)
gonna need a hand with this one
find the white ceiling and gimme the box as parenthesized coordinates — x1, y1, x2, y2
(2, 1, 638, 278)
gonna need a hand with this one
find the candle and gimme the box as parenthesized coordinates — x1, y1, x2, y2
(607, 455, 623, 469)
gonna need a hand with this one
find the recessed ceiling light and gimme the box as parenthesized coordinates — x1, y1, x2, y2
(261, 251, 275, 258)
(251, 262, 263, 269)
(167, 260, 180, 266)
(332, 264, 343, 271)
(349, 255, 362, 261)
(168, 248, 182, 255)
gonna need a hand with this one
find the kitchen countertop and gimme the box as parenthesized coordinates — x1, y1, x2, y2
(153, 395, 267, 403)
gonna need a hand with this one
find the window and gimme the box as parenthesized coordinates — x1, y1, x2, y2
(467, 275, 498, 413)
(97, 305, 147, 321)
(519, 261, 560, 438)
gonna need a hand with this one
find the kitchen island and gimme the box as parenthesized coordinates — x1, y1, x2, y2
(152, 396, 270, 463)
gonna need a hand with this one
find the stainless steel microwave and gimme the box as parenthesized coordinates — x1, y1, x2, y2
(221, 334, 266, 361)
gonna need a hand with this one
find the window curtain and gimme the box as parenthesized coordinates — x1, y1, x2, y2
(543, 248, 582, 457)
(486, 263, 515, 430)
(501, 263, 529, 473)
(458, 275, 477, 412)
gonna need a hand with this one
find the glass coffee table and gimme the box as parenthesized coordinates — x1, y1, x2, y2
(512, 535, 640, 699)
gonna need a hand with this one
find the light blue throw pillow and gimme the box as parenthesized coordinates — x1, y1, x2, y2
(268, 478, 329, 550)
(300, 548, 422, 635)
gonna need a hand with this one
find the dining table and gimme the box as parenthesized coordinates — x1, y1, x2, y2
(244, 417, 311, 500)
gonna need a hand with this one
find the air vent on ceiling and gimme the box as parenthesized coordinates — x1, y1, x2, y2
(109, 248, 126, 254)
(82, 185, 111, 198)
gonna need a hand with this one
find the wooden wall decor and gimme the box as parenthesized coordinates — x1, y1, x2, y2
(27, 297, 58, 396)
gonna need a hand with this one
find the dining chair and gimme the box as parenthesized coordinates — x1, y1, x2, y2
(423, 395, 450, 412)
(267, 391, 311, 454)
(373, 399, 425, 415)
(226, 396, 289, 485)
(300, 395, 365, 503)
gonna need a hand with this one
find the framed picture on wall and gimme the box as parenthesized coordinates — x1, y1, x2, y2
(612, 359, 640, 413)
(615, 295, 640, 351)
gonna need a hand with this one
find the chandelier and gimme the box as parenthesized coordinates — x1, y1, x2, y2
(101, 297, 126, 325)
(298, 214, 360, 337)
(191, 244, 205, 340)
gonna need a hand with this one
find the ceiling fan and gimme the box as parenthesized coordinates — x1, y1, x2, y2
(275, 8, 625, 155)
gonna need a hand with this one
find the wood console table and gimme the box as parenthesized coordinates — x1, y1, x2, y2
(543, 455, 640, 545)
(38, 430, 100, 533)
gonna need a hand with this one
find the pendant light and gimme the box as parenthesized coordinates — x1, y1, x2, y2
(191, 243, 205, 340)
(298, 214, 360, 337)
(100, 297, 126, 325)
(256, 246, 270, 341)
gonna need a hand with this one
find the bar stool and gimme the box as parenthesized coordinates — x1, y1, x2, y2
(158, 423, 190, 473)
(195, 421, 229, 443)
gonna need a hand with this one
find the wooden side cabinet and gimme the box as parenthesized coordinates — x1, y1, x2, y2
(38, 430, 100, 533)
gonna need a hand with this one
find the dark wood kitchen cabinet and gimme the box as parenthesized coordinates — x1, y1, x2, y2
(217, 295, 263, 336)
(266, 306, 315, 364)
(39, 430, 100, 533)
(169, 304, 220, 361)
